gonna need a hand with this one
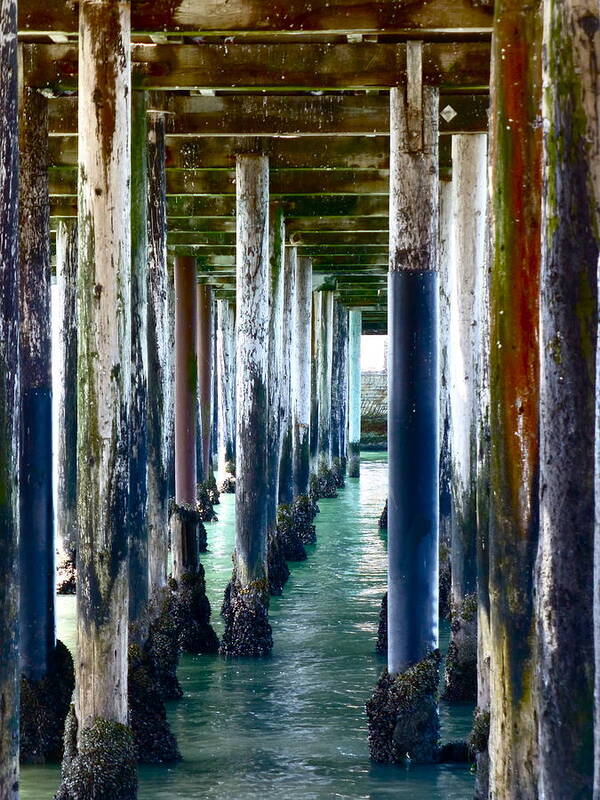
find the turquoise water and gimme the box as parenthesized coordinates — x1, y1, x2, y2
(21, 453, 474, 799)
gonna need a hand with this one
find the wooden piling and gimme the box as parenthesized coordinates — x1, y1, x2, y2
(537, 0, 599, 795)
(278, 246, 295, 505)
(220, 153, 272, 657)
(56, 220, 78, 571)
(197, 282, 213, 483)
(216, 299, 236, 477)
(317, 291, 334, 473)
(0, 1, 20, 794)
(488, 3, 543, 796)
(173, 255, 199, 581)
(147, 112, 169, 598)
(57, 1, 137, 795)
(292, 254, 312, 497)
(445, 134, 487, 702)
(347, 310, 362, 478)
(129, 91, 149, 644)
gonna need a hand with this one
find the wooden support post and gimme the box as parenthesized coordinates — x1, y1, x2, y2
(196, 282, 214, 484)
(292, 254, 313, 497)
(309, 291, 320, 473)
(211, 303, 220, 472)
(347, 310, 362, 477)
(0, 1, 20, 794)
(266, 204, 285, 533)
(173, 255, 199, 581)
(537, 1, 599, 796)
(147, 112, 169, 599)
(316, 291, 335, 487)
(56, 220, 78, 581)
(57, 2, 136, 796)
(220, 154, 272, 657)
(487, 4, 542, 797)
(330, 301, 347, 486)
(338, 307, 349, 475)
(18, 85, 54, 683)
(129, 91, 149, 645)
(278, 245, 295, 506)
(216, 299, 236, 481)
(444, 134, 487, 702)
(165, 263, 176, 502)
(438, 179, 453, 621)
(367, 60, 440, 763)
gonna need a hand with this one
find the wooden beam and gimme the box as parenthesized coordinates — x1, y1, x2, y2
(47, 93, 488, 136)
(19, 1, 493, 37)
(49, 134, 453, 172)
(165, 194, 389, 217)
(26, 42, 491, 91)
(165, 231, 389, 246)
(49, 167, 392, 196)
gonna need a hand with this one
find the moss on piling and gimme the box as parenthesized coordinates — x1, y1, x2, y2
(366, 650, 441, 764)
(220, 575, 273, 658)
(376, 592, 388, 656)
(267, 526, 290, 596)
(276, 503, 307, 562)
(20, 640, 75, 764)
(443, 593, 478, 702)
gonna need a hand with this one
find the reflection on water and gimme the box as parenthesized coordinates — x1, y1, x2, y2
(21, 453, 474, 799)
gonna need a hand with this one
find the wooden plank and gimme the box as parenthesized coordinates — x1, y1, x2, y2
(19, 0, 493, 36)
(49, 134, 453, 172)
(49, 166, 391, 196)
(165, 231, 389, 246)
(47, 93, 487, 136)
(26, 42, 491, 91)
(165, 194, 389, 217)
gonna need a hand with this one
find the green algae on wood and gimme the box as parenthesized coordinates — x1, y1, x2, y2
(488, 2, 543, 796)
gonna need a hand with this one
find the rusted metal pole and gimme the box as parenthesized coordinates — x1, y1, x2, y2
(537, 1, 599, 796)
(292, 255, 312, 497)
(347, 310, 362, 478)
(444, 133, 487, 702)
(173, 255, 199, 581)
(488, 3, 543, 796)
(147, 112, 169, 599)
(58, 1, 137, 795)
(18, 86, 54, 683)
(129, 90, 149, 645)
(197, 282, 213, 483)
(56, 220, 78, 570)
(0, 1, 20, 794)
(220, 153, 272, 657)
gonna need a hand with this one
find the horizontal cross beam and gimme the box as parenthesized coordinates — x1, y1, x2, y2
(47, 93, 488, 136)
(18, 1, 493, 37)
(25, 42, 491, 91)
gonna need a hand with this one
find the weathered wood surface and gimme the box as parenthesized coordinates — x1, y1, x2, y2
(445, 134, 487, 700)
(26, 42, 491, 91)
(487, 2, 542, 796)
(347, 310, 361, 477)
(537, 0, 599, 796)
(161, 232, 389, 247)
(18, 87, 55, 682)
(47, 93, 488, 137)
(292, 255, 313, 496)
(316, 290, 334, 470)
(147, 113, 170, 599)
(278, 247, 295, 504)
(266, 204, 285, 531)
(387, 81, 440, 675)
(0, 1, 20, 795)
(19, 0, 493, 35)
(56, 219, 78, 562)
(216, 299, 236, 470)
(74, 0, 131, 736)
(197, 283, 214, 481)
(173, 255, 199, 580)
(129, 92, 150, 643)
(235, 154, 270, 586)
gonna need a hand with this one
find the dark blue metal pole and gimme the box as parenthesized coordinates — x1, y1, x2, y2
(387, 270, 439, 674)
